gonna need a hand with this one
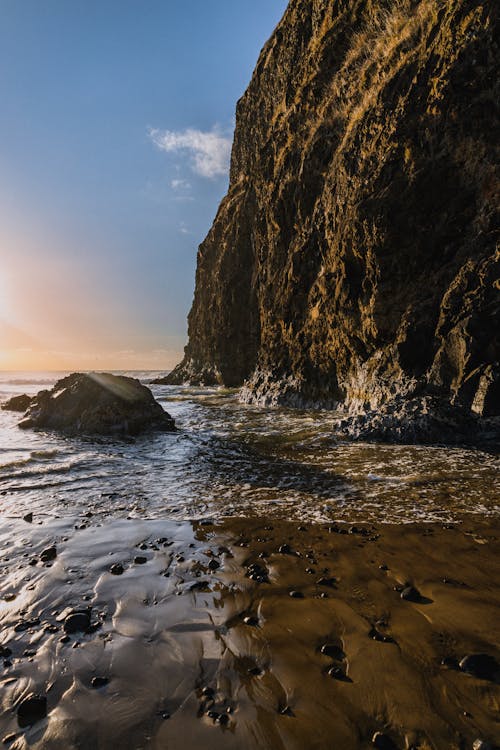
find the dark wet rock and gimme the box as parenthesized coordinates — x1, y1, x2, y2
(243, 615, 259, 627)
(372, 732, 397, 749)
(91, 676, 109, 688)
(279, 705, 294, 717)
(18, 372, 175, 436)
(14, 618, 40, 632)
(473, 740, 493, 750)
(23, 513, 33, 523)
(110, 563, 124, 575)
(401, 585, 421, 602)
(248, 666, 262, 676)
(2, 394, 31, 412)
(278, 544, 294, 555)
(217, 713, 229, 726)
(441, 656, 459, 669)
(246, 561, 269, 583)
(60, 635, 70, 644)
(40, 546, 57, 562)
(459, 653, 499, 681)
(0, 646, 12, 658)
(320, 643, 344, 660)
(190, 580, 210, 592)
(208, 559, 220, 571)
(206, 710, 220, 720)
(316, 576, 337, 588)
(63, 610, 91, 634)
(289, 590, 304, 598)
(379, 564, 388, 571)
(17, 693, 47, 727)
(327, 665, 346, 680)
(2, 734, 17, 745)
(369, 627, 395, 644)
(201, 687, 214, 698)
(134, 556, 147, 565)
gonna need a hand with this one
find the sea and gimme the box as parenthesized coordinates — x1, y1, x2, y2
(0, 371, 498, 525)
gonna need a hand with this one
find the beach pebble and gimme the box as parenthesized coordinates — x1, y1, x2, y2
(316, 576, 337, 587)
(17, 693, 47, 727)
(63, 611, 90, 634)
(472, 740, 493, 750)
(23, 513, 33, 523)
(372, 732, 396, 749)
(110, 563, 124, 575)
(217, 713, 229, 725)
(208, 559, 220, 570)
(320, 643, 344, 659)
(327, 665, 345, 679)
(400, 585, 421, 602)
(459, 653, 499, 680)
(289, 590, 304, 598)
(40, 546, 57, 563)
(91, 676, 109, 688)
(279, 705, 294, 716)
(134, 556, 147, 565)
(278, 544, 293, 555)
(243, 615, 259, 627)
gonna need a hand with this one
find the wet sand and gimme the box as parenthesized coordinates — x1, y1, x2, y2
(0, 514, 499, 749)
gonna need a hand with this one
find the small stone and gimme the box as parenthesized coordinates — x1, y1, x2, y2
(441, 656, 458, 669)
(372, 732, 396, 749)
(206, 710, 219, 720)
(248, 666, 262, 676)
(379, 564, 388, 571)
(279, 705, 294, 716)
(2, 734, 16, 745)
(243, 615, 259, 627)
(17, 693, 47, 727)
(400, 585, 421, 602)
(23, 513, 33, 523)
(278, 544, 293, 555)
(110, 563, 124, 575)
(60, 635, 70, 644)
(208, 559, 220, 571)
(316, 576, 337, 587)
(201, 686, 214, 698)
(91, 676, 109, 688)
(289, 590, 304, 598)
(63, 611, 91, 634)
(40, 546, 57, 563)
(459, 654, 499, 680)
(320, 643, 344, 659)
(217, 713, 229, 725)
(134, 556, 147, 565)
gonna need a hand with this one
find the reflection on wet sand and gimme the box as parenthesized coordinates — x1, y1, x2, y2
(0, 515, 499, 749)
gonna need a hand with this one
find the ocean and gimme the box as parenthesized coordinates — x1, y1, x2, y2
(0, 371, 498, 525)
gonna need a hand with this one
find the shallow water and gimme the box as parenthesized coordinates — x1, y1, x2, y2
(0, 371, 498, 524)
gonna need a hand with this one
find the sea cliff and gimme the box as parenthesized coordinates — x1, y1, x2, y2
(163, 0, 499, 440)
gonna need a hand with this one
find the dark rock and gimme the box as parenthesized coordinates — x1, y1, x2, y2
(459, 654, 499, 681)
(91, 676, 109, 688)
(14, 618, 40, 632)
(208, 559, 220, 571)
(17, 693, 47, 727)
(289, 590, 304, 598)
(278, 544, 293, 555)
(316, 577, 337, 588)
(401, 585, 421, 602)
(23, 513, 33, 523)
(320, 643, 344, 660)
(243, 615, 259, 627)
(441, 656, 459, 669)
(110, 563, 124, 575)
(134, 556, 147, 565)
(2, 394, 31, 412)
(279, 705, 294, 717)
(372, 732, 397, 749)
(218, 713, 229, 725)
(327, 665, 345, 680)
(2, 734, 16, 745)
(473, 740, 493, 750)
(40, 546, 57, 562)
(63, 611, 91, 634)
(18, 372, 175, 436)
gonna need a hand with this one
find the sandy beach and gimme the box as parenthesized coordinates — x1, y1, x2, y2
(0, 513, 498, 749)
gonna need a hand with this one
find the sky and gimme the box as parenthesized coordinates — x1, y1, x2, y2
(0, 0, 288, 371)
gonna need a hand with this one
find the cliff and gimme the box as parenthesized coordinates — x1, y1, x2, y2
(164, 0, 499, 440)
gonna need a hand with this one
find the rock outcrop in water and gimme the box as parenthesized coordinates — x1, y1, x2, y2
(18, 373, 175, 436)
(162, 0, 499, 442)
(2, 394, 32, 412)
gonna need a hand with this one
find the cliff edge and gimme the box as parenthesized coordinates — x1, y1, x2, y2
(163, 0, 499, 441)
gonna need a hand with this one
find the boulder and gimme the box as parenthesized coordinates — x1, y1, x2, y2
(18, 373, 175, 436)
(1, 394, 32, 412)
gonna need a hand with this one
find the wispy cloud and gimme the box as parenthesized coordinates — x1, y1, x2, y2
(149, 126, 232, 178)
(171, 178, 191, 191)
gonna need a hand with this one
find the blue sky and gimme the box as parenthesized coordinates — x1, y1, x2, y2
(0, 0, 287, 370)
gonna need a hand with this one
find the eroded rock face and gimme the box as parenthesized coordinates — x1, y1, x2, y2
(165, 0, 499, 433)
(18, 373, 175, 436)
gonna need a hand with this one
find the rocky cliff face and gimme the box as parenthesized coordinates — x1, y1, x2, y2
(166, 0, 499, 435)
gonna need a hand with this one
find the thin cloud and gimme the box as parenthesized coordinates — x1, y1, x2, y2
(171, 179, 191, 191)
(149, 126, 232, 178)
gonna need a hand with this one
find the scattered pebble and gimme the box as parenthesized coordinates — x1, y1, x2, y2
(23, 513, 33, 523)
(110, 563, 124, 575)
(134, 556, 147, 565)
(400, 585, 421, 602)
(40, 546, 57, 563)
(17, 693, 47, 727)
(63, 610, 91, 634)
(243, 615, 259, 627)
(289, 590, 304, 598)
(91, 676, 109, 688)
(372, 732, 397, 749)
(459, 653, 499, 680)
